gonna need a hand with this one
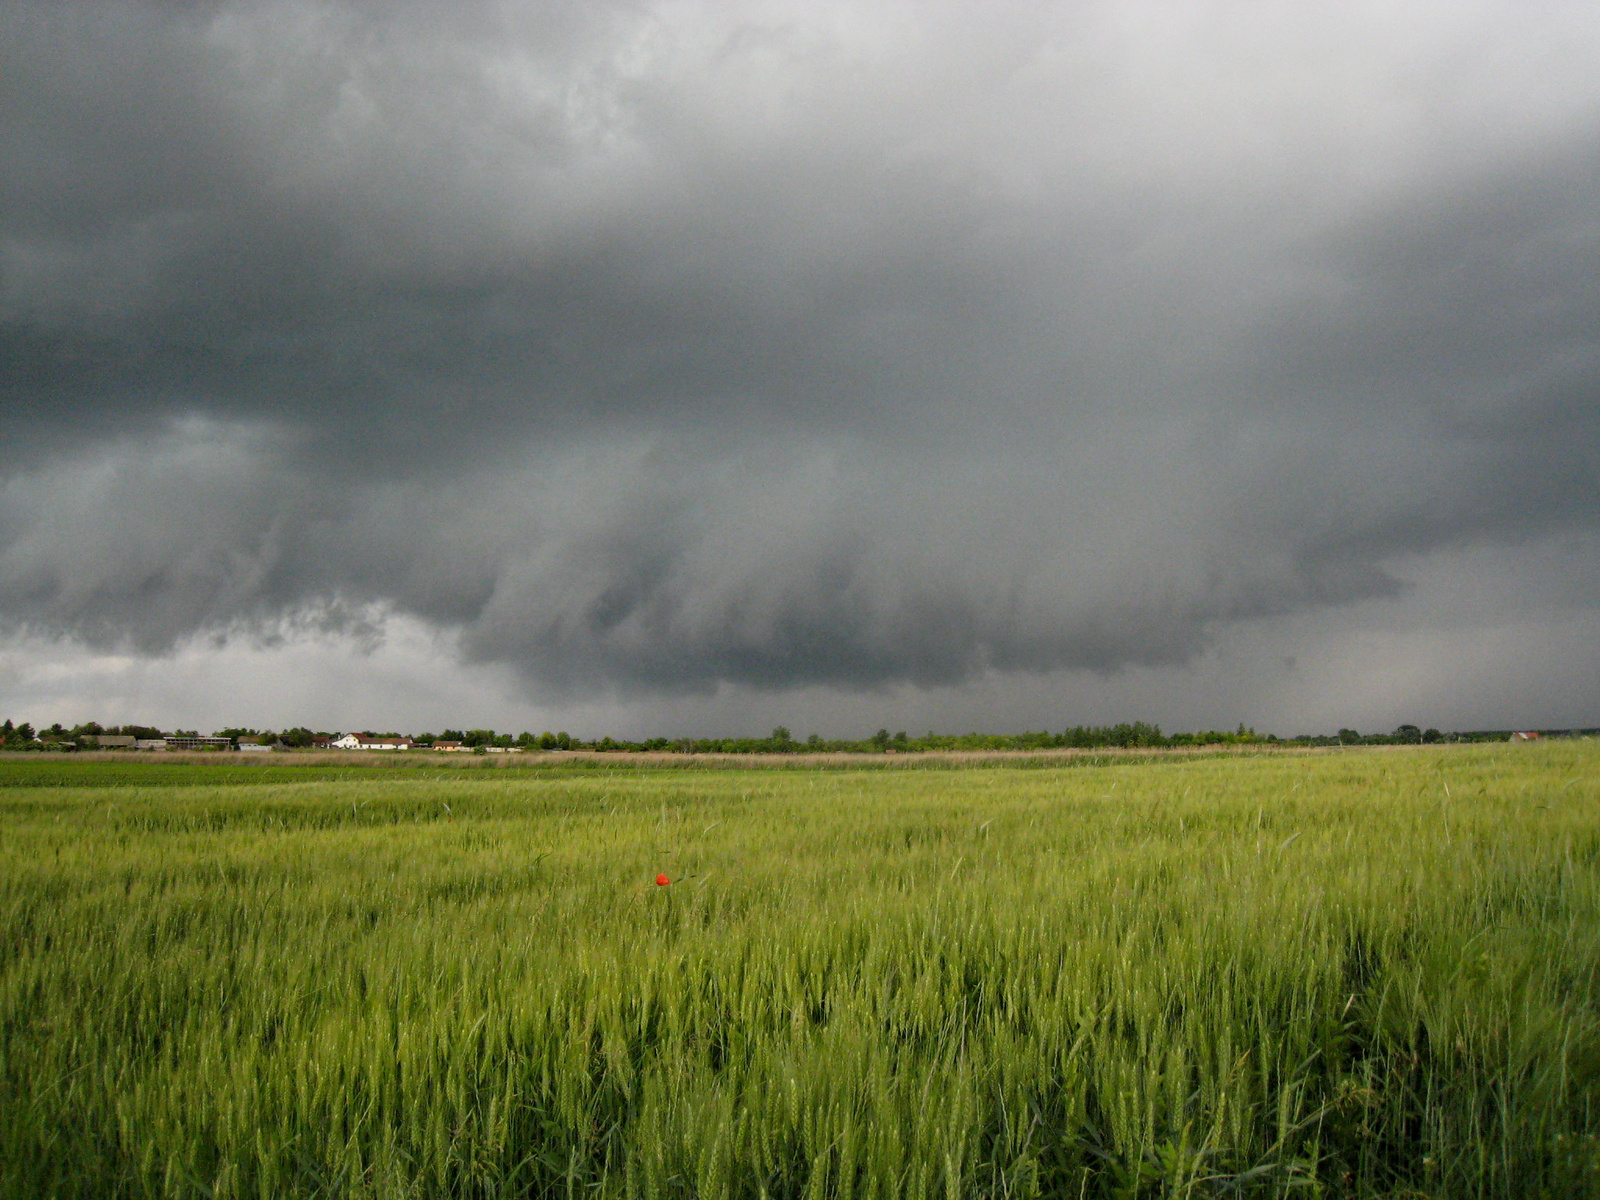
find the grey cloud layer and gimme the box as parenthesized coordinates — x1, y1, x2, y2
(2, 1, 1598, 701)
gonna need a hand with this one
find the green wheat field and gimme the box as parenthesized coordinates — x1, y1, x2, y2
(3, 743, 1599, 1198)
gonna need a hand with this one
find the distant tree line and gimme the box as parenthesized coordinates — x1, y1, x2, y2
(1, 717, 1591, 754)
(0, 721, 336, 751)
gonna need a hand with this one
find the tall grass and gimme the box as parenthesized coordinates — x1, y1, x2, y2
(2, 743, 1599, 1197)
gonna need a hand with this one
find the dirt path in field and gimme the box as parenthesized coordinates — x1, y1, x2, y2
(412, 744, 1313, 769)
(18, 744, 1324, 769)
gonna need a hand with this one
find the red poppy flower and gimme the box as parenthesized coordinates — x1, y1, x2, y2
(656, 873, 671, 886)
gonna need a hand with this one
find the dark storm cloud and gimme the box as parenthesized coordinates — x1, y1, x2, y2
(1, 0, 1030, 451)
(2, 0, 1599, 702)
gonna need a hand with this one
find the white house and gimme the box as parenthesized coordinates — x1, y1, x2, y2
(333, 734, 415, 750)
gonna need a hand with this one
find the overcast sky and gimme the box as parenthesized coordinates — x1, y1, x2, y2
(2, 0, 1597, 737)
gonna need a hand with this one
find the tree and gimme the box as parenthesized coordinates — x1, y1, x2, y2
(1337, 728, 1360, 745)
(770, 726, 792, 749)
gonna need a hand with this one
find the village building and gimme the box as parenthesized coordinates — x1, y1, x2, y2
(332, 734, 416, 750)
(163, 735, 235, 751)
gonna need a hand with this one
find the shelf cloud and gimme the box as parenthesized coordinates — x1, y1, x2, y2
(2, 1, 1597, 727)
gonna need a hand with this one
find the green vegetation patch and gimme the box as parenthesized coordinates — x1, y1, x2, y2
(3, 744, 1599, 1198)
(0, 757, 469, 790)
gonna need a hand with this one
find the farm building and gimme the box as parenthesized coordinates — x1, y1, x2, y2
(163, 736, 234, 751)
(332, 735, 416, 750)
